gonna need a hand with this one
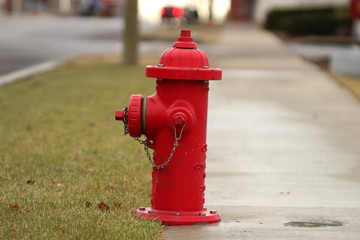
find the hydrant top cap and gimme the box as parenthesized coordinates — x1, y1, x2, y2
(173, 30, 197, 49)
(146, 29, 222, 81)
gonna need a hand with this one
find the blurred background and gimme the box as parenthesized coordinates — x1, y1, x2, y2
(0, 0, 358, 74)
(0, 0, 353, 25)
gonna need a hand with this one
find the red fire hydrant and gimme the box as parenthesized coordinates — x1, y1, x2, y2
(115, 30, 221, 225)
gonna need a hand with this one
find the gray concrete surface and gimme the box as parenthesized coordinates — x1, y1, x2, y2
(163, 24, 360, 239)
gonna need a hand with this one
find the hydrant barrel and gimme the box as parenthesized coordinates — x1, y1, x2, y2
(115, 30, 221, 225)
(147, 79, 209, 213)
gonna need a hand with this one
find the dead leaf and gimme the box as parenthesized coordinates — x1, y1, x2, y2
(97, 202, 110, 211)
(86, 167, 98, 173)
(26, 180, 35, 185)
(105, 186, 115, 191)
(9, 204, 19, 212)
(56, 183, 66, 188)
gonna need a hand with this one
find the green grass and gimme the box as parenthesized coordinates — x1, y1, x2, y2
(334, 74, 360, 100)
(0, 58, 162, 239)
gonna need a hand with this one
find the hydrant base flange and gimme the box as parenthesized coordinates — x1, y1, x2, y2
(135, 207, 221, 226)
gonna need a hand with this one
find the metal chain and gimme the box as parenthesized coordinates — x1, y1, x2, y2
(122, 107, 129, 135)
(133, 123, 186, 169)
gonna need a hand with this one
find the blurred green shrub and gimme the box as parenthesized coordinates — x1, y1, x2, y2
(264, 6, 352, 35)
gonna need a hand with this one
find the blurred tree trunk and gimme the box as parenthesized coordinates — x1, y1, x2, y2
(208, 0, 214, 24)
(123, 0, 138, 65)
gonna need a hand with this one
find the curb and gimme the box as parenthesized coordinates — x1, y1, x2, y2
(0, 61, 59, 86)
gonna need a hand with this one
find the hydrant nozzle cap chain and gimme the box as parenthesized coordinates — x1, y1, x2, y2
(146, 30, 222, 81)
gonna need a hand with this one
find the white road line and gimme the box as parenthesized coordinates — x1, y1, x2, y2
(0, 61, 59, 86)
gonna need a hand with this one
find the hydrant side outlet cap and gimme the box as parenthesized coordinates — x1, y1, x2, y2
(127, 94, 143, 137)
(146, 30, 222, 81)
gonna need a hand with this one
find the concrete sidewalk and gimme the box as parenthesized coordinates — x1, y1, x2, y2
(164, 24, 360, 239)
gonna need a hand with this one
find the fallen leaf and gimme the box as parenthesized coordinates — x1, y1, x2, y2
(105, 185, 115, 191)
(26, 180, 35, 185)
(9, 204, 20, 212)
(97, 202, 110, 211)
(85, 202, 92, 208)
(86, 167, 98, 173)
(56, 183, 66, 188)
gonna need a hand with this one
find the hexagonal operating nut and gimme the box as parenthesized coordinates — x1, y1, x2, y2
(173, 113, 186, 127)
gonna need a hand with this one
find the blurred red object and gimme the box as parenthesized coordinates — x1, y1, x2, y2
(172, 7, 185, 18)
(161, 6, 184, 18)
(351, 0, 360, 18)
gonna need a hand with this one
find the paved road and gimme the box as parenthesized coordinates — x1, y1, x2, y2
(0, 16, 123, 75)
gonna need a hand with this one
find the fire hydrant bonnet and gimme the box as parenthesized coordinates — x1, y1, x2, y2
(146, 30, 222, 81)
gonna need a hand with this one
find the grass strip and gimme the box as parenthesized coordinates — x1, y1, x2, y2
(0, 57, 162, 240)
(334, 74, 360, 101)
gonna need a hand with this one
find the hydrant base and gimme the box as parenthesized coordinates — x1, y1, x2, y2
(135, 207, 221, 226)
